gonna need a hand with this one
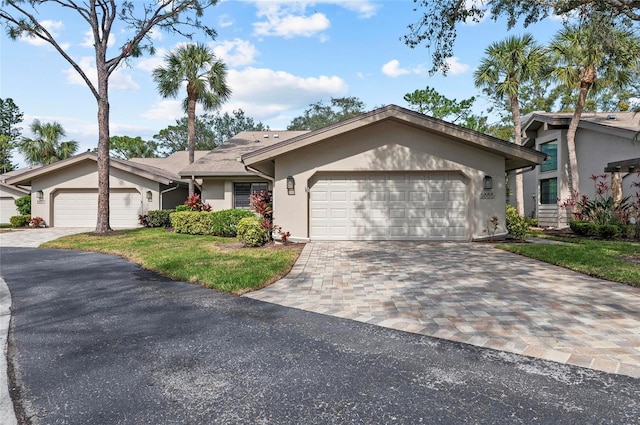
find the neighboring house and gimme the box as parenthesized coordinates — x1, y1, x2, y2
(521, 112, 640, 228)
(0, 166, 39, 224)
(5, 151, 202, 228)
(182, 105, 546, 241)
(0, 182, 29, 224)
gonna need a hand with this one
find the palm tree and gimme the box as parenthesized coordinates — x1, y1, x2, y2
(153, 43, 231, 196)
(549, 17, 640, 198)
(19, 119, 78, 165)
(474, 34, 548, 216)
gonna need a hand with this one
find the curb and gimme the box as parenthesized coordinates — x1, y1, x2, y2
(0, 277, 17, 425)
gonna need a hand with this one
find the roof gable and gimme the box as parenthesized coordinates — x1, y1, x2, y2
(6, 152, 187, 186)
(241, 105, 546, 171)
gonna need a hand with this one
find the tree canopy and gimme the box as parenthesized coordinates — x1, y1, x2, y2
(109, 136, 159, 160)
(287, 97, 368, 131)
(0, 0, 221, 233)
(19, 119, 78, 165)
(0, 97, 22, 173)
(405, 0, 640, 72)
(154, 109, 269, 155)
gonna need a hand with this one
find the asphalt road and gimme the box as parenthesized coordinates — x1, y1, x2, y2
(1, 247, 639, 425)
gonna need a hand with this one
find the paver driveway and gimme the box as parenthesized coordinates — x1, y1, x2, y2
(246, 241, 640, 378)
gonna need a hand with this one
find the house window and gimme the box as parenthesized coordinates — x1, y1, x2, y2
(234, 182, 268, 209)
(540, 140, 558, 172)
(539, 178, 557, 205)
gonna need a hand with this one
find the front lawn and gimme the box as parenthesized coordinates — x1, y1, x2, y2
(41, 228, 303, 294)
(497, 238, 640, 287)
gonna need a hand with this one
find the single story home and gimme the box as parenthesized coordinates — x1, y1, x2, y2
(0, 181, 29, 224)
(520, 111, 640, 227)
(5, 151, 207, 228)
(182, 105, 546, 241)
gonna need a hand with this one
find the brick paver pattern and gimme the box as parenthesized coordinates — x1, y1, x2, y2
(246, 241, 640, 379)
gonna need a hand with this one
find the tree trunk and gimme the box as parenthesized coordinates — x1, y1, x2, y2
(566, 68, 594, 200)
(510, 96, 525, 216)
(95, 54, 111, 233)
(187, 90, 197, 197)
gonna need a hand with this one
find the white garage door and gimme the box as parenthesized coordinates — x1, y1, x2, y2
(0, 197, 18, 224)
(53, 189, 141, 228)
(310, 172, 467, 240)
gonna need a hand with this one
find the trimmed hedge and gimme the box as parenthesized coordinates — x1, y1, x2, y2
(170, 211, 212, 235)
(170, 209, 258, 237)
(237, 216, 268, 247)
(506, 205, 530, 240)
(15, 195, 31, 215)
(570, 220, 622, 239)
(10, 214, 30, 228)
(210, 209, 255, 237)
(147, 209, 173, 228)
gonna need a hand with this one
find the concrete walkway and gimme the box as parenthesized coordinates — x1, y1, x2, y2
(246, 241, 640, 378)
(0, 227, 94, 248)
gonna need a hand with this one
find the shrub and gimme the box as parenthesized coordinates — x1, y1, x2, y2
(138, 214, 149, 227)
(175, 204, 190, 212)
(210, 209, 255, 237)
(505, 205, 530, 241)
(170, 211, 212, 235)
(237, 216, 268, 247)
(14, 195, 31, 215)
(597, 224, 621, 240)
(184, 194, 212, 212)
(10, 214, 30, 228)
(570, 220, 598, 237)
(147, 209, 173, 228)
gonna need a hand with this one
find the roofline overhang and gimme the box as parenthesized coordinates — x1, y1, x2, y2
(241, 105, 546, 169)
(6, 152, 179, 186)
(178, 171, 258, 178)
(0, 181, 30, 194)
(522, 113, 639, 143)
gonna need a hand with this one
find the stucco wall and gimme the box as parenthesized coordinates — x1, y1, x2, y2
(30, 160, 161, 226)
(530, 126, 640, 227)
(0, 185, 28, 223)
(269, 120, 506, 241)
(201, 176, 271, 211)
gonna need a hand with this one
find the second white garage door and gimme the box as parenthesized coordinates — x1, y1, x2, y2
(310, 172, 467, 240)
(53, 189, 141, 228)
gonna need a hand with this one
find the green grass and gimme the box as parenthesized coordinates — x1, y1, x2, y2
(497, 238, 640, 287)
(41, 228, 303, 294)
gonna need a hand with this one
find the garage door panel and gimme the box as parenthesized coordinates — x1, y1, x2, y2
(310, 172, 467, 241)
(0, 197, 18, 223)
(53, 190, 141, 228)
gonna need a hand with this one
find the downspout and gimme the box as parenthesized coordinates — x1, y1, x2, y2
(237, 157, 275, 183)
(160, 183, 180, 210)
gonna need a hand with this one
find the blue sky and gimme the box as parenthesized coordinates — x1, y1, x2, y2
(0, 0, 564, 167)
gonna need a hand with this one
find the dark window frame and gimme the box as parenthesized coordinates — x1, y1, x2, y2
(539, 178, 557, 205)
(539, 140, 558, 172)
(233, 182, 269, 209)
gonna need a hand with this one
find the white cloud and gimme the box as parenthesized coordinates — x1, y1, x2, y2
(462, 0, 489, 25)
(79, 30, 116, 48)
(328, 0, 379, 18)
(443, 57, 470, 75)
(254, 11, 330, 38)
(19, 20, 64, 47)
(135, 48, 169, 73)
(219, 14, 234, 28)
(148, 28, 164, 41)
(141, 99, 184, 121)
(381, 60, 409, 78)
(213, 39, 258, 67)
(64, 56, 140, 91)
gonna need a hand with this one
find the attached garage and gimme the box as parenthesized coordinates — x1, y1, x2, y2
(53, 189, 141, 228)
(0, 197, 17, 223)
(240, 105, 547, 242)
(310, 172, 467, 240)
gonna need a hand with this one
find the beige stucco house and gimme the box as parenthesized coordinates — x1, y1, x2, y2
(520, 112, 640, 228)
(0, 181, 29, 224)
(5, 151, 206, 228)
(182, 105, 546, 241)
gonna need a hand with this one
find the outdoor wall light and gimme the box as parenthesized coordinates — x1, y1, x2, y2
(36, 190, 44, 201)
(146, 190, 153, 201)
(483, 175, 493, 190)
(286, 176, 295, 195)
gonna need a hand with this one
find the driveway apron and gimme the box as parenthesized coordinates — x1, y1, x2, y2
(245, 241, 640, 378)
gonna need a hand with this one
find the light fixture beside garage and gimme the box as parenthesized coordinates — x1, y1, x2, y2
(483, 175, 493, 190)
(36, 190, 44, 201)
(287, 176, 295, 195)
(146, 190, 153, 202)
